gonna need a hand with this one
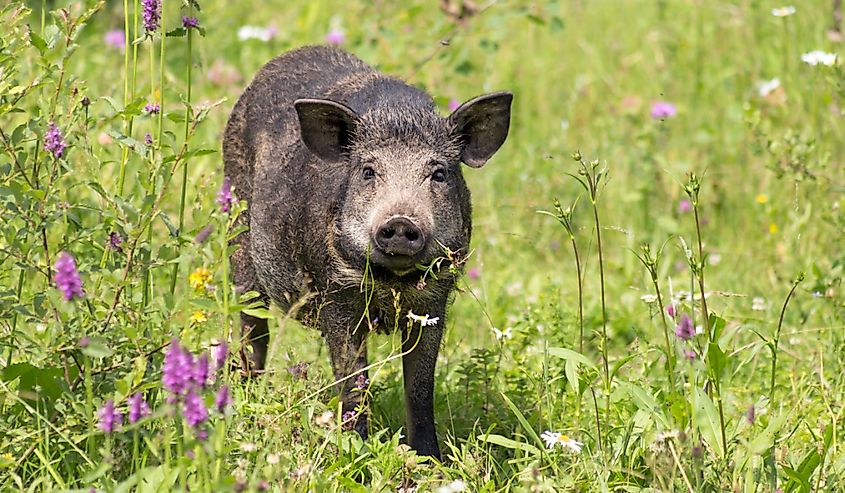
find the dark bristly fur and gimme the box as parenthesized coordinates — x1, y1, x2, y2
(223, 45, 512, 458)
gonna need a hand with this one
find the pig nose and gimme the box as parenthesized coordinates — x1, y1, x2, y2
(374, 217, 425, 256)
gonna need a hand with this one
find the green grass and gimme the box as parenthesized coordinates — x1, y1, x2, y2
(1, 0, 844, 491)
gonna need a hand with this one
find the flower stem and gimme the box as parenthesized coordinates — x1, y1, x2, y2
(171, 5, 194, 295)
(769, 274, 804, 404)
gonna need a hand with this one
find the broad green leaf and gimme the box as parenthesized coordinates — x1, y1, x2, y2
(692, 388, 724, 458)
(500, 392, 545, 450)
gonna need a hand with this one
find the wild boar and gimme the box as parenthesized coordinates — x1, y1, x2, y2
(223, 45, 512, 458)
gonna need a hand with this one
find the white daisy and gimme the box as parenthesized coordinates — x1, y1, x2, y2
(436, 479, 467, 493)
(801, 50, 838, 66)
(492, 327, 513, 341)
(540, 430, 583, 453)
(752, 297, 768, 311)
(237, 25, 277, 42)
(640, 294, 658, 304)
(757, 78, 781, 97)
(771, 6, 796, 17)
(407, 311, 439, 327)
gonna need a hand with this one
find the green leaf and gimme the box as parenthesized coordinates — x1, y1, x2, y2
(706, 341, 727, 379)
(692, 388, 724, 458)
(81, 338, 113, 359)
(500, 392, 545, 450)
(547, 347, 597, 370)
(748, 412, 787, 455)
(29, 29, 47, 55)
(242, 307, 273, 319)
(480, 433, 541, 455)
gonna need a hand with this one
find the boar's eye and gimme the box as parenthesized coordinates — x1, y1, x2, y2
(362, 166, 375, 180)
(431, 169, 447, 183)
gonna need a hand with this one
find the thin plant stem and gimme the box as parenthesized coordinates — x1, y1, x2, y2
(570, 235, 584, 354)
(668, 440, 695, 493)
(591, 197, 611, 425)
(769, 274, 804, 403)
(171, 7, 194, 295)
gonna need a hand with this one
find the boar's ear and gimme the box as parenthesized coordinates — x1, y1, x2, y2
(449, 91, 513, 168)
(294, 99, 358, 162)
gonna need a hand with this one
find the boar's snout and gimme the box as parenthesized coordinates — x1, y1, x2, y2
(372, 216, 426, 267)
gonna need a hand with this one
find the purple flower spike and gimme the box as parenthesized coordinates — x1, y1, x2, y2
(104, 29, 126, 51)
(215, 385, 231, 413)
(746, 404, 756, 425)
(182, 16, 200, 29)
(98, 399, 122, 433)
(144, 102, 160, 115)
(127, 393, 151, 424)
(211, 342, 228, 372)
(666, 304, 676, 318)
(678, 199, 692, 214)
(354, 374, 369, 390)
(142, 0, 161, 32)
(108, 232, 123, 251)
(54, 252, 84, 301)
(162, 340, 193, 396)
(650, 101, 677, 119)
(183, 388, 208, 427)
(192, 352, 209, 388)
(216, 176, 234, 213)
(341, 410, 357, 431)
(144, 132, 153, 146)
(447, 98, 461, 112)
(674, 314, 695, 341)
(44, 122, 66, 158)
(325, 28, 345, 46)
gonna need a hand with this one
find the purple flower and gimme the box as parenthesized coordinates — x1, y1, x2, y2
(195, 224, 214, 244)
(104, 29, 126, 51)
(144, 102, 160, 115)
(674, 314, 695, 340)
(325, 28, 345, 46)
(54, 252, 84, 301)
(79, 336, 91, 348)
(98, 399, 122, 433)
(215, 385, 231, 413)
(341, 410, 357, 431)
(211, 341, 228, 372)
(746, 404, 756, 425)
(191, 352, 209, 388)
(650, 101, 677, 119)
(683, 349, 696, 360)
(447, 98, 461, 112)
(182, 388, 208, 427)
(467, 267, 480, 280)
(287, 361, 309, 380)
(354, 374, 369, 390)
(44, 122, 66, 158)
(108, 232, 123, 251)
(665, 304, 676, 318)
(678, 199, 692, 214)
(216, 176, 234, 213)
(144, 132, 153, 146)
(182, 16, 199, 29)
(142, 0, 160, 32)
(162, 340, 194, 396)
(127, 393, 151, 424)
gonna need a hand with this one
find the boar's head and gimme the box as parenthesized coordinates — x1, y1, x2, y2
(294, 92, 512, 280)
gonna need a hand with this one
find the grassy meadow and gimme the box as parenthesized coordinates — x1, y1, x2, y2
(1, 0, 844, 491)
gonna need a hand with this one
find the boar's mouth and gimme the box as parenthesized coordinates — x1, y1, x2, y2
(368, 250, 422, 278)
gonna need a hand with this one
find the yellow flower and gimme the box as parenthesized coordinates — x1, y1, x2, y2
(756, 194, 768, 204)
(190, 311, 207, 324)
(769, 223, 779, 234)
(189, 267, 213, 291)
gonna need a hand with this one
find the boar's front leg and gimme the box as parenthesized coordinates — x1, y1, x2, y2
(402, 309, 444, 459)
(240, 308, 269, 375)
(322, 305, 370, 438)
